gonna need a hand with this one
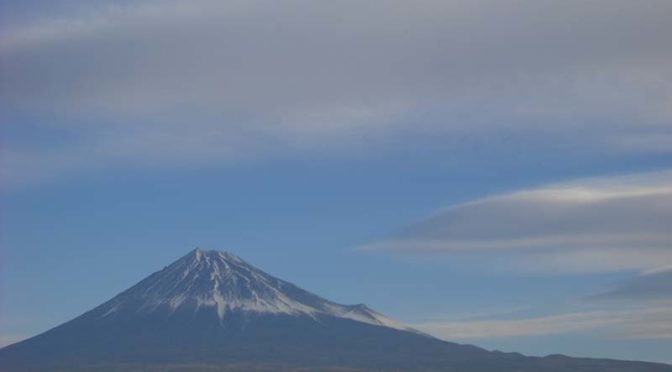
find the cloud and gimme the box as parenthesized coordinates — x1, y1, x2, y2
(415, 306, 672, 340)
(594, 266, 672, 301)
(2, 0, 671, 117)
(361, 171, 672, 272)
(1, 0, 672, 186)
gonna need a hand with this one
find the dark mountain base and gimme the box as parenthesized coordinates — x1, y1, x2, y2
(1, 312, 670, 372)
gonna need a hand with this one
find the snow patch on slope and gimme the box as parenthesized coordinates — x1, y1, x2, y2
(98, 248, 416, 333)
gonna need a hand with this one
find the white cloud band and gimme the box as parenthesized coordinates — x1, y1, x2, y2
(362, 171, 672, 272)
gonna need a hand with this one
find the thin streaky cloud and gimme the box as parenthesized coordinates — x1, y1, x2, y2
(361, 170, 672, 273)
(593, 266, 672, 301)
(415, 306, 672, 341)
(1, 0, 672, 186)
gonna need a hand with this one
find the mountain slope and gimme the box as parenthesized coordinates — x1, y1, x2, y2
(89, 248, 415, 332)
(1, 249, 670, 372)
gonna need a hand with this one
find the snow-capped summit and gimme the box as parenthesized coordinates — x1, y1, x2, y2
(97, 248, 414, 332)
(3, 248, 671, 371)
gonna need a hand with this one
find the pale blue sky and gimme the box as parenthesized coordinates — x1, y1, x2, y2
(1, 0, 671, 364)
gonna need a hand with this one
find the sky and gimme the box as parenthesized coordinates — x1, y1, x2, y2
(1, 0, 671, 364)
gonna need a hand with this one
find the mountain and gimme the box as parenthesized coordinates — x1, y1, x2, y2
(1, 249, 670, 372)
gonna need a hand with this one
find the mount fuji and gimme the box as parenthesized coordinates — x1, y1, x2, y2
(1, 249, 670, 371)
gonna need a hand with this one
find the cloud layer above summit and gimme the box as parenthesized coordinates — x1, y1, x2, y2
(2, 0, 672, 186)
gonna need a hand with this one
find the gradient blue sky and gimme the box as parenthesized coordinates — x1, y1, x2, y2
(1, 0, 671, 364)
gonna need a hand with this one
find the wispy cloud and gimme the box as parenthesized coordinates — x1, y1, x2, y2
(415, 306, 672, 341)
(1, 0, 672, 186)
(361, 171, 672, 273)
(594, 266, 672, 301)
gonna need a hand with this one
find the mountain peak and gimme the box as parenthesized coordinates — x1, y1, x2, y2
(187, 247, 243, 265)
(94, 249, 416, 333)
(4, 249, 670, 372)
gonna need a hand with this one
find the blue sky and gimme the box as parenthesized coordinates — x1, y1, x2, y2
(1, 0, 671, 364)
